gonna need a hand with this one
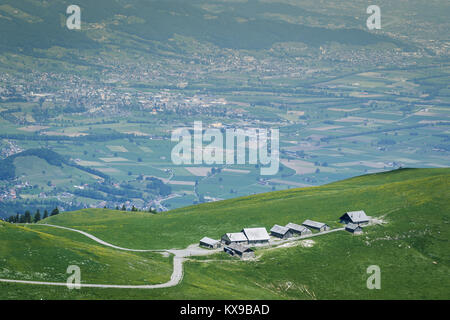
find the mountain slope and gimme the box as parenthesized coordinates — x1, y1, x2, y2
(0, 0, 408, 56)
(41, 168, 449, 250)
(0, 221, 172, 297)
(1, 168, 448, 299)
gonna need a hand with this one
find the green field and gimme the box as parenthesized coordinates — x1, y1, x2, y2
(0, 168, 448, 299)
(38, 168, 449, 250)
(0, 222, 172, 297)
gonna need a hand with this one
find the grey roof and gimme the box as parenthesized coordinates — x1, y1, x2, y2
(302, 219, 327, 229)
(343, 210, 369, 223)
(285, 222, 310, 233)
(345, 223, 362, 231)
(200, 237, 219, 246)
(270, 224, 290, 235)
(242, 227, 270, 241)
(227, 243, 253, 254)
(224, 232, 248, 242)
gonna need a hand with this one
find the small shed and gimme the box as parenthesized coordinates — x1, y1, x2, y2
(302, 219, 330, 232)
(340, 210, 369, 225)
(285, 222, 312, 236)
(199, 237, 221, 249)
(270, 224, 293, 239)
(224, 244, 255, 260)
(242, 228, 270, 245)
(221, 232, 248, 245)
(345, 223, 363, 235)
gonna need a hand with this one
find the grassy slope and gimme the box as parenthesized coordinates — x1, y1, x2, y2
(0, 222, 173, 299)
(1, 168, 449, 299)
(41, 168, 449, 250)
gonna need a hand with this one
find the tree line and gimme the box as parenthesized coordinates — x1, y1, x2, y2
(6, 207, 60, 224)
(3, 205, 159, 224)
(113, 204, 158, 214)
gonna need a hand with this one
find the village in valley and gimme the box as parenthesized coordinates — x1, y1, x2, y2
(1, 0, 449, 220)
(199, 210, 370, 260)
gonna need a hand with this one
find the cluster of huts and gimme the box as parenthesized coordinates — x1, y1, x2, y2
(270, 220, 328, 240)
(200, 227, 271, 260)
(199, 210, 370, 260)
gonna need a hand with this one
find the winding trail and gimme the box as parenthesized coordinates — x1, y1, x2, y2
(0, 223, 351, 289)
(0, 224, 218, 289)
(0, 259, 184, 289)
(37, 224, 163, 252)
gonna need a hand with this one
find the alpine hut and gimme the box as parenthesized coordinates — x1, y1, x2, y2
(241, 228, 270, 245)
(199, 237, 221, 249)
(270, 224, 293, 239)
(345, 223, 363, 235)
(340, 210, 369, 225)
(221, 232, 248, 245)
(224, 244, 255, 260)
(302, 219, 330, 232)
(285, 222, 312, 236)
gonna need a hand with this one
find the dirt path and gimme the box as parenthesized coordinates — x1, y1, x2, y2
(37, 224, 164, 252)
(0, 224, 218, 289)
(0, 256, 184, 289)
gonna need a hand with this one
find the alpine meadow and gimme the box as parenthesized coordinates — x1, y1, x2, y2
(0, 0, 449, 303)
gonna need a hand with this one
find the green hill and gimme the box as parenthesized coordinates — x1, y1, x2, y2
(0, 222, 173, 299)
(1, 168, 449, 299)
(41, 168, 449, 250)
